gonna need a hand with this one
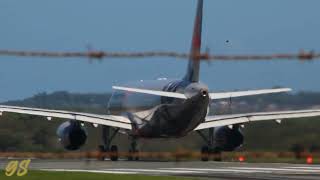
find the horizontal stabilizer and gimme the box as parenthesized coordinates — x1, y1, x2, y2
(210, 88, 292, 100)
(112, 86, 187, 99)
(113, 87, 291, 100)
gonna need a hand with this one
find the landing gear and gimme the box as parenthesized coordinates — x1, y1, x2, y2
(110, 145, 119, 161)
(212, 148, 222, 162)
(98, 145, 106, 161)
(98, 126, 120, 161)
(127, 136, 139, 161)
(201, 146, 209, 161)
(197, 128, 222, 161)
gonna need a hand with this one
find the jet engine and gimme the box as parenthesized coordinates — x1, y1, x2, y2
(214, 126, 244, 151)
(57, 121, 87, 150)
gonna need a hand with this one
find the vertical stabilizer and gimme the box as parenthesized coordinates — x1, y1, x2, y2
(184, 0, 203, 82)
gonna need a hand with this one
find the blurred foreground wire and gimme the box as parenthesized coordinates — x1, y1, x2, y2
(0, 50, 319, 61)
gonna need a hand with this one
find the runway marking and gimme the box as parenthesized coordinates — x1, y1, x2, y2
(285, 166, 320, 170)
(37, 166, 320, 176)
(40, 169, 138, 174)
(109, 169, 203, 174)
(229, 167, 320, 173)
(161, 168, 272, 173)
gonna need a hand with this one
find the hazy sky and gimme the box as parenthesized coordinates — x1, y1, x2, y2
(0, 0, 319, 102)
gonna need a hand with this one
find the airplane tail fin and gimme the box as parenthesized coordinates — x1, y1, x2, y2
(184, 0, 203, 82)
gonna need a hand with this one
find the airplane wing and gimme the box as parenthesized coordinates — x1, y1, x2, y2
(195, 109, 320, 130)
(113, 86, 291, 100)
(0, 105, 132, 130)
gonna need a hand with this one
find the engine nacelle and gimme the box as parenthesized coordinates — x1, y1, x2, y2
(57, 121, 87, 151)
(214, 126, 244, 152)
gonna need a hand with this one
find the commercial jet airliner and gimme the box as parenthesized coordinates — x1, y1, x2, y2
(1, 0, 320, 161)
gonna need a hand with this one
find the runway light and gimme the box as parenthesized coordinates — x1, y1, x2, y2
(306, 156, 313, 164)
(238, 156, 245, 162)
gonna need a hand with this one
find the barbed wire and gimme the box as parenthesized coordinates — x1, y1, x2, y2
(0, 49, 319, 61)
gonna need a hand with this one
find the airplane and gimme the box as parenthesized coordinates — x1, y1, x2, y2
(1, 0, 320, 161)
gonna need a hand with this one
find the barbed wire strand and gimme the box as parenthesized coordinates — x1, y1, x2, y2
(0, 50, 319, 61)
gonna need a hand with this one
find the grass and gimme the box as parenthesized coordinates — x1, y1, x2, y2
(0, 170, 196, 180)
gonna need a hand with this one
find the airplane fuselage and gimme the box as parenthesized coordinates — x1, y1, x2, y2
(107, 0, 208, 139)
(107, 79, 210, 138)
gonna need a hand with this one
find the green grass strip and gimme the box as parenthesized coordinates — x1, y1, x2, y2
(0, 170, 196, 180)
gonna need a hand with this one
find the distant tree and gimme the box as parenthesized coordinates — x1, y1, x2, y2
(0, 130, 23, 151)
(32, 128, 49, 147)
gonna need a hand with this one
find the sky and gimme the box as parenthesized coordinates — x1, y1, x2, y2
(0, 0, 319, 102)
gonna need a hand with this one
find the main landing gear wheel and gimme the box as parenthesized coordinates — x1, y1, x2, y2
(128, 150, 140, 161)
(98, 145, 119, 161)
(110, 145, 119, 161)
(135, 151, 140, 161)
(198, 128, 222, 161)
(98, 126, 120, 161)
(200, 146, 222, 162)
(201, 146, 209, 161)
(212, 148, 222, 162)
(98, 145, 106, 161)
(128, 136, 139, 161)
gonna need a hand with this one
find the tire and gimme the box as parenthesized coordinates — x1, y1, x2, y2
(201, 146, 209, 161)
(135, 150, 140, 161)
(212, 148, 222, 162)
(110, 145, 119, 161)
(128, 149, 133, 161)
(128, 150, 139, 161)
(98, 145, 106, 161)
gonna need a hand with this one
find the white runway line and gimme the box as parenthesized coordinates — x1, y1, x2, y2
(229, 167, 320, 173)
(161, 168, 272, 173)
(109, 168, 204, 174)
(285, 166, 320, 170)
(40, 169, 138, 174)
(38, 166, 320, 176)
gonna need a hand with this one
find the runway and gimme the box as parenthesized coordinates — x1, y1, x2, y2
(1, 159, 320, 180)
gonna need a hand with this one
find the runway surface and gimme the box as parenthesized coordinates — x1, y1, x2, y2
(1, 159, 320, 180)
